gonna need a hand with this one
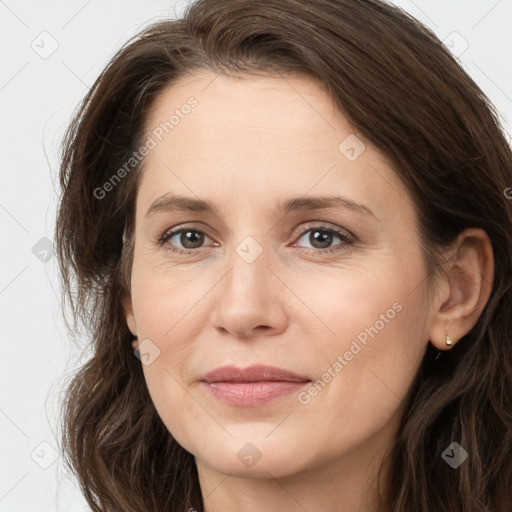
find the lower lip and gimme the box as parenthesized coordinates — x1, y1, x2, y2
(201, 381, 310, 406)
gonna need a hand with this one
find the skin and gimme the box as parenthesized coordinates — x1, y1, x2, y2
(123, 70, 494, 512)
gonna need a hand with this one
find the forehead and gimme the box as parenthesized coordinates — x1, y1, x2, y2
(137, 71, 412, 225)
(145, 70, 343, 146)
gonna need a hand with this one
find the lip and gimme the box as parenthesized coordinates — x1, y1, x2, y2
(200, 365, 311, 407)
(201, 364, 310, 383)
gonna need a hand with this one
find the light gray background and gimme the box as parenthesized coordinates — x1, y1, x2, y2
(0, 1, 511, 510)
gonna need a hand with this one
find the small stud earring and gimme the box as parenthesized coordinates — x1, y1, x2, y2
(446, 335, 453, 346)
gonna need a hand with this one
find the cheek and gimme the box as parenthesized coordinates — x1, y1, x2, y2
(129, 266, 213, 437)
(302, 277, 429, 444)
(130, 260, 210, 343)
(294, 257, 429, 428)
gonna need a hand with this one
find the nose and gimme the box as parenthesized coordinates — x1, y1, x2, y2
(211, 248, 288, 339)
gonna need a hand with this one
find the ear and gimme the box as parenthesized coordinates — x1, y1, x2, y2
(428, 228, 494, 350)
(122, 293, 139, 349)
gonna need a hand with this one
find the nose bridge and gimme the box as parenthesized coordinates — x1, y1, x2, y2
(224, 208, 271, 281)
(224, 234, 272, 307)
(212, 232, 287, 337)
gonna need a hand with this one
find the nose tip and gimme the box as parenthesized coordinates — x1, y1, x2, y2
(219, 323, 272, 339)
(212, 262, 288, 340)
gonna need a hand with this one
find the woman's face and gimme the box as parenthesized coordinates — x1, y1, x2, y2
(125, 71, 436, 479)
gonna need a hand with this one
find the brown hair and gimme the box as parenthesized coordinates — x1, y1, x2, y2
(55, 0, 512, 510)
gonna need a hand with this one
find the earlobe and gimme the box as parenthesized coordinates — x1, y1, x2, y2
(428, 228, 494, 350)
(121, 294, 138, 339)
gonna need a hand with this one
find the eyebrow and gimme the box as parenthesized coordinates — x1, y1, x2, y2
(145, 193, 378, 220)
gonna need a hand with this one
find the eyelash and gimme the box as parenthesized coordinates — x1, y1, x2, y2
(157, 222, 355, 256)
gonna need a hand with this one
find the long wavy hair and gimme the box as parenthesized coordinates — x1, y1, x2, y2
(55, 0, 512, 510)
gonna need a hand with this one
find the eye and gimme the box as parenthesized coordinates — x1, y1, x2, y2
(158, 225, 216, 254)
(157, 222, 354, 256)
(292, 223, 354, 254)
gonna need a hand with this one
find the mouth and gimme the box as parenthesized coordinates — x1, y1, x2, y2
(200, 365, 312, 407)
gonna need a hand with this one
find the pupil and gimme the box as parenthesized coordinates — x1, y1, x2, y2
(182, 230, 203, 248)
(311, 230, 332, 249)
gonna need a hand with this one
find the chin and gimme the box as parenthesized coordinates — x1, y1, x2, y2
(181, 432, 309, 477)
(197, 449, 304, 479)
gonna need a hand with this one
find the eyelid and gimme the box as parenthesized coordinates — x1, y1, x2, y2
(157, 222, 216, 249)
(290, 220, 354, 241)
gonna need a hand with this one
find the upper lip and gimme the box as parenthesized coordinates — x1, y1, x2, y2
(201, 365, 311, 383)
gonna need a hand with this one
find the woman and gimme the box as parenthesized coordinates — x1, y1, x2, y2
(55, 0, 512, 510)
